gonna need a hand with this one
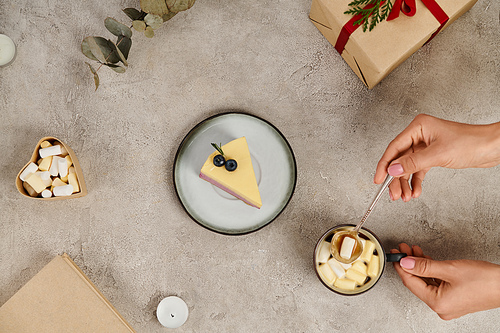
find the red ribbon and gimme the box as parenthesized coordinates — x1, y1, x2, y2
(334, 3, 378, 54)
(387, 0, 416, 20)
(335, 0, 450, 55)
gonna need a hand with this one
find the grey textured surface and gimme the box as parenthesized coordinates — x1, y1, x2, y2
(1, 0, 499, 332)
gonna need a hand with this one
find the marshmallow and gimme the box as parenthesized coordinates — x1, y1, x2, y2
(58, 158, 68, 177)
(49, 156, 62, 177)
(345, 267, 367, 285)
(334, 278, 356, 291)
(36, 171, 50, 180)
(51, 177, 66, 190)
(25, 173, 47, 193)
(327, 258, 346, 279)
(340, 236, 356, 260)
(65, 155, 73, 167)
(351, 261, 368, 275)
(38, 156, 52, 171)
(53, 184, 74, 197)
(318, 263, 336, 285)
(23, 181, 38, 197)
(41, 189, 52, 198)
(35, 171, 52, 187)
(339, 262, 353, 270)
(367, 255, 380, 278)
(317, 241, 331, 264)
(39, 145, 61, 158)
(68, 171, 79, 193)
(40, 141, 52, 148)
(360, 240, 376, 263)
(20, 162, 38, 181)
(54, 142, 68, 156)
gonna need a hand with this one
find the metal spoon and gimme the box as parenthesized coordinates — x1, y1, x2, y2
(331, 175, 394, 264)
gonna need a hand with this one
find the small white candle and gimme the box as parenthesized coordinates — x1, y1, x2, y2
(0, 34, 16, 67)
(156, 296, 189, 328)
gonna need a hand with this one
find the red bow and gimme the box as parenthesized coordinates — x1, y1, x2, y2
(335, 0, 450, 55)
(387, 0, 417, 20)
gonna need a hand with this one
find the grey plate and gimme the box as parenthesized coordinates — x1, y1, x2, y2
(173, 113, 297, 235)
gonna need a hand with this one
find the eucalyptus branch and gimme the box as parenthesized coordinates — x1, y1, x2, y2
(81, 0, 197, 90)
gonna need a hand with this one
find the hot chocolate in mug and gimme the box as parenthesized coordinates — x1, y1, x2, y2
(314, 224, 406, 295)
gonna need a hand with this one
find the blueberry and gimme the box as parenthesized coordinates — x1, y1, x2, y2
(225, 159, 237, 171)
(213, 154, 225, 167)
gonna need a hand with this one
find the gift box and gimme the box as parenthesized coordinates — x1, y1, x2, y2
(310, 0, 478, 89)
(0, 254, 135, 332)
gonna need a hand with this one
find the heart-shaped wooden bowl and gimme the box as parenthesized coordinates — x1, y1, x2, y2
(16, 137, 87, 200)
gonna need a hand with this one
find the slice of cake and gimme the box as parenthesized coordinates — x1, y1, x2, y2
(199, 137, 262, 209)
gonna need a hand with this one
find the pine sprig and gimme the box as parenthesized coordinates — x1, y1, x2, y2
(344, 0, 393, 32)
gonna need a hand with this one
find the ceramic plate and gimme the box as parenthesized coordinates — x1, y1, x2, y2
(174, 113, 296, 235)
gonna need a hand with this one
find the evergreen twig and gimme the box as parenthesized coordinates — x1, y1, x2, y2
(344, 0, 393, 32)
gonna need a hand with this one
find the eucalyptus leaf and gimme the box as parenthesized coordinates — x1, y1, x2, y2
(144, 14, 163, 29)
(89, 36, 120, 63)
(83, 37, 107, 63)
(162, 11, 177, 22)
(104, 17, 132, 38)
(132, 20, 147, 32)
(86, 62, 99, 90)
(107, 39, 128, 66)
(116, 36, 132, 59)
(123, 8, 144, 21)
(144, 26, 154, 38)
(104, 63, 126, 73)
(166, 0, 196, 13)
(140, 0, 169, 15)
(81, 38, 98, 61)
(101, 40, 120, 64)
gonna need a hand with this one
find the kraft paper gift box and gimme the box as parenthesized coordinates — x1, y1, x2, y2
(310, 0, 478, 89)
(0, 254, 135, 332)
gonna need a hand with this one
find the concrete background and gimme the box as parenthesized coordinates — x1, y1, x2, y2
(1, 0, 499, 332)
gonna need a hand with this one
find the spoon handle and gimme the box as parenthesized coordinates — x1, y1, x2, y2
(353, 175, 394, 233)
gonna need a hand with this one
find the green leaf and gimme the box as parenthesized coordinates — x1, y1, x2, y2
(133, 20, 147, 32)
(144, 14, 163, 30)
(140, 0, 169, 15)
(211, 143, 224, 156)
(81, 38, 98, 61)
(104, 17, 132, 38)
(103, 63, 126, 73)
(85, 62, 99, 91)
(123, 8, 145, 21)
(144, 26, 155, 38)
(166, 0, 196, 13)
(116, 35, 132, 59)
(144, 13, 163, 29)
(162, 11, 177, 22)
(107, 39, 128, 66)
(345, 0, 391, 32)
(85, 36, 120, 64)
(83, 37, 107, 63)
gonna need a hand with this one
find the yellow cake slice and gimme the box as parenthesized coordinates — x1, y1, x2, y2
(199, 137, 262, 208)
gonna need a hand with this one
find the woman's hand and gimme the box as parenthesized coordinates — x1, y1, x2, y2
(374, 114, 500, 201)
(391, 243, 500, 320)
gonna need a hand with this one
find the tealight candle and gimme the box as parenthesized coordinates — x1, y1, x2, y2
(156, 296, 189, 329)
(0, 34, 16, 67)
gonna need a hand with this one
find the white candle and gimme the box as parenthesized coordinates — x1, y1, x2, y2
(0, 34, 16, 67)
(156, 296, 189, 328)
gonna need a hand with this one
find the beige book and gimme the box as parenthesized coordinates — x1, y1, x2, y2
(0, 254, 135, 333)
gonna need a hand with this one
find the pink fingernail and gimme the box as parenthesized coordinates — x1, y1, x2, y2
(388, 164, 404, 176)
(400, 257, 415, 269)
